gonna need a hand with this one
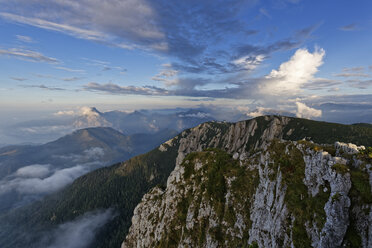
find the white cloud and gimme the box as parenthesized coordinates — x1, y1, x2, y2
(1, 12, 105, 41)
(55, 66, 85, 73)
(54, 107, 100, 117)
(259, 47, 325, 95)
(178, 112, 211, 118)
(0, 47, 59, 63)
(233, 54, 265, 71)
(54, 110, 76, 116)
(15, 164, 51, 178)
(247, 107, 271, 118)
(46, 209, 116, 248)
(0, 0, 165, 50)
(152, 64, 179, 86)
(295, 102, 322, 119)
(16, 34, 34, 43)
(0, 164, 91, 195)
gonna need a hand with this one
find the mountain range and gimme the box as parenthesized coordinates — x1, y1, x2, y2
(0, 127, 177, 213)
(0, 116, 371, 248)
(4, 107, 216, 145)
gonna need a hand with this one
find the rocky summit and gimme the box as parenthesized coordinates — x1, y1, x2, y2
(1, 116, 371, 248)
(122, 116, 372, 248)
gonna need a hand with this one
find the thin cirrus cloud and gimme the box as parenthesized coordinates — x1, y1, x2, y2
(347, 79, 372, 89)
(338, 23, 358, 31)
(55, 66, 86, 73)
(0, 12, 105, 41)
(62, 77, 83, 82)
(0, 0, 317, 76)
(15, 34, 34, 43)
(21, 84, 66, 91)
(302, 78, 342, 91)
(0, 47, 59, 63)
(335, 73, 370, 78)
(10, 77, 27, 81)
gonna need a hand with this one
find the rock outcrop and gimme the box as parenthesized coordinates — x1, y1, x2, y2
(122, 116, 372, 248)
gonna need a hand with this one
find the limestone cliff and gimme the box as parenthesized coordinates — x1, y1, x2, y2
(122, 116, 372, 248)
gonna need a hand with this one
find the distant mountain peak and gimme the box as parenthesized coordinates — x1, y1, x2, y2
(80, 106, 102, 116)
(74, 107, 111, 128)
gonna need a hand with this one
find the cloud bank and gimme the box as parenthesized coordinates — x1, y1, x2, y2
(46, 209, 116, 248)
(0, 164, 91, 195)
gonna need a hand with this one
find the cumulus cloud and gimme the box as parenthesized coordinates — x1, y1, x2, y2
(80, 47, 327, 105)
(0, 48, 59, 63)
(259, 47, 325, 95)
(46, 209, 116, 248)
(295, 102, 322, 119)
(246, 107, 294, 118)
(247, 107, 271, 118)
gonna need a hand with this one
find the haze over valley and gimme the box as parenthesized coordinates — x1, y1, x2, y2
(0, 1, 371, 247)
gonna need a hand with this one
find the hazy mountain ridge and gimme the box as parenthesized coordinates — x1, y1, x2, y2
(1, 116, 372, 247)
(4, 107, 216, 145)
(0, 126, 177, 213)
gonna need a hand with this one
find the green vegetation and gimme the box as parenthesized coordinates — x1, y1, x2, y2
(157, 149, 259, 247)
(358, 146, 372, 162)
(282, 117, 372, 146)
(331, 192, 341, 203)
(350, 169, 372, 204)
(248, 241, 259, 248)
(0, 140, 181, 248)
(332, 163, 350, 175)
(269, 140, 331, 247)
(2, 116, 372, 247)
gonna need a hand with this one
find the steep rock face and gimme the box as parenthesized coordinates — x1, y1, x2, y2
(122, 138, 372, 248)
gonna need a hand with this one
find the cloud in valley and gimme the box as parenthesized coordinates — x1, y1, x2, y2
(46, 209, 116, 248)
(0, 164, 92, 195)
(15, 164, 51, 178)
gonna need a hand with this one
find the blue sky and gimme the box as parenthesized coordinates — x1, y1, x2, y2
(0, 0, 371, 119)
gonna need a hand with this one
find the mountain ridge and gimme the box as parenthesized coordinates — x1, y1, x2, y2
(1, 115, 372, 247)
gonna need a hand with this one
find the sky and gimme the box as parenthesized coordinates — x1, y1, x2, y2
(0, 0, 372, 122)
